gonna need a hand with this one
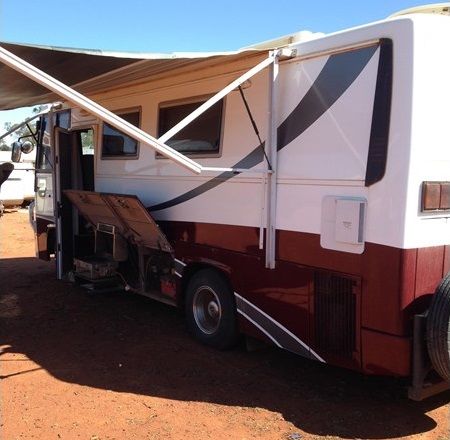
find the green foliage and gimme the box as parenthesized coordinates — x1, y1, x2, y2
(1, 105, 46, 150)
(3, 120, 37, 147)
(32, 105, 47, 114)
(80, 130, 94, 154)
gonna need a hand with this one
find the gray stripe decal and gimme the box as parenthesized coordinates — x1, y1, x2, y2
(174, 258, 185, 275)
(235, 292, 325, 362)
(149, 45, 377, 212)
(237, 309, 282, 348)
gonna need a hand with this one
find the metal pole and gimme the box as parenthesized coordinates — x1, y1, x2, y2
(265, 51, 279, 269)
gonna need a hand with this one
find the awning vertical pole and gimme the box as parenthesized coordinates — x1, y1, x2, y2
(265, 51, 279, 269)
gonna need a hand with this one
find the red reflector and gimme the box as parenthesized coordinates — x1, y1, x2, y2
(160, 276, 176, 298)
(422, 181, 450, 211)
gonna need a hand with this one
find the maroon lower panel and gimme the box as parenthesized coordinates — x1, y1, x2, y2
(159, 220, 447, 376)
(361, 329, 411, 376)
(275, 230, 446, 337)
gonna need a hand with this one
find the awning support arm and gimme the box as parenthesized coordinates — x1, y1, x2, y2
(0, 43, 280, 175)
(0, 45, 292, 177)
(158, 55, 275, 144)
(0, 44, 202, 173)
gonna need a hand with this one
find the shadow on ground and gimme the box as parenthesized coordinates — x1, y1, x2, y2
(1, 257, 449, 439)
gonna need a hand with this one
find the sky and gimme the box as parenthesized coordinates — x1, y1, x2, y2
(0, 0, 439, 131)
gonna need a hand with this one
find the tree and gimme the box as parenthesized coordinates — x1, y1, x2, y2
(1, 105, 49, 154)
(1, 104, 46, 148)
(3, 120, 38, 148)
(81, 130, 94, 153)
(32, 104, 47, 114)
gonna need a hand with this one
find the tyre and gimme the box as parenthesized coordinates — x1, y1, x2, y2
(185, 269, 239, 350)
(426, 272, 450, 381)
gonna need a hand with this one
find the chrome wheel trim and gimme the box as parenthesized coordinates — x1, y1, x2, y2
(192, 285, 222, 335)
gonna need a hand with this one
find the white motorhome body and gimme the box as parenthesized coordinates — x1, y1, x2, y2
(2, 9, 450, 399)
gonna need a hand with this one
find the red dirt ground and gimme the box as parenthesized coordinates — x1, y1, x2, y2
(0, 210, 449, 440)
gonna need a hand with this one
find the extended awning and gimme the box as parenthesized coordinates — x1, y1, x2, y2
(0, 30, 320, 110)
(0, 41, 283, 173)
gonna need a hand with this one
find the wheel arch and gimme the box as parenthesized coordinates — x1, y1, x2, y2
(177, 260, 233, 309)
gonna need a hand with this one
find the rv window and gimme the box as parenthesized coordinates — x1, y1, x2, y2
(158, 99, 223, 156)
(101, 110, 140, 158)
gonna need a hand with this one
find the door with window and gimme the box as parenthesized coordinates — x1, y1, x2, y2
(35, 114, 54, 222)
(34, 112, 70, 260)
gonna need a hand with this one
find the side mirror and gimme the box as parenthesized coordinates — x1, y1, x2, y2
(11, 141, 22, 162)
(21, 140, 34, 154)
(10, 140, 35, 162)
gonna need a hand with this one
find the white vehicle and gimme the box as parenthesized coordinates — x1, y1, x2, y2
(0, 149, 35, 208)
(1, 4, 450, 400)
(0, 161, 14, 215)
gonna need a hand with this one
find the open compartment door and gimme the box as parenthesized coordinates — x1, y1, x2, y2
(64, 190, 173, 253)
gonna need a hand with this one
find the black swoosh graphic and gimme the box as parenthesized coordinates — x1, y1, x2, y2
(150, 45, 377, 212)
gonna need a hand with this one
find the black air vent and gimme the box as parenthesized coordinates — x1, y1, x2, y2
(314, 272, 357, 358)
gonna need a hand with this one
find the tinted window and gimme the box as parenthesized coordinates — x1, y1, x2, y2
(102, 111, 140, 158)
(158, 99, 223, 155)
(56, 110, 71, 130)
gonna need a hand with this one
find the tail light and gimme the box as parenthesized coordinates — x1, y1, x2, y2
(422, 181, 450, 212)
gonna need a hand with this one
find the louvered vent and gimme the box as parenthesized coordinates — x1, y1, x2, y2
(314, 272, 356, 358)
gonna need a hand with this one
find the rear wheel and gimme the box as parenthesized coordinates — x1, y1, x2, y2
(185, 269, 239, 350)
(426, 273, 450, 381)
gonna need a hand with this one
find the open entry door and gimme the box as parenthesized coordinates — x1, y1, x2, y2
(53, 126, 96, 278)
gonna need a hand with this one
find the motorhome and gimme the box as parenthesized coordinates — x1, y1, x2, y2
(1, 4, 450, 400)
